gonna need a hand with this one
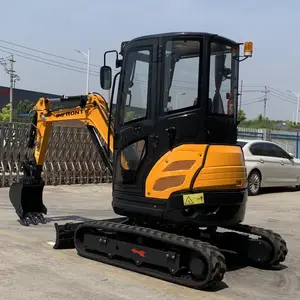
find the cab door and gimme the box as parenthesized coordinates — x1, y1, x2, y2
(113, 38, 158, 197)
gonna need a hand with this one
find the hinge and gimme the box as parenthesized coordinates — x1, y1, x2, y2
(158, 45, 163, 62)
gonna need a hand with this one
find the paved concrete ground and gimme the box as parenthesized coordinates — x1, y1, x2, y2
(0, 184, 299, 300)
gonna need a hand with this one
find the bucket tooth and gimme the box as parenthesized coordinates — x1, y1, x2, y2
(9, 181, 47, 225)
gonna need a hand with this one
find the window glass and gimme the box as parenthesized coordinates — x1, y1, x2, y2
(122, 49, 151, 123)
(209, 42, 237, 116)
(249, 143, 265, 156)
(267, 144, 288, 158)
(163, 40, 201, 113)
(250, 142, 289, 158)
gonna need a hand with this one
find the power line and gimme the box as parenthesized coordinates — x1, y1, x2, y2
(0, 49, 99, 76)
(242, 96, 265, 106)
(0, 39, 101, 68)
(0, 44, 99, 74)
(267, 86, 297, 101)
(269, 92, 297, 104)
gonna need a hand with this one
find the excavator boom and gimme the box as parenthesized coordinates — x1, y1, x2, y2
(9, 93, 114, 225)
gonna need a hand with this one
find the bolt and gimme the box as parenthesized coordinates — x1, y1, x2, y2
(172, 255, 175, 259)
(166, 254, 170, 258)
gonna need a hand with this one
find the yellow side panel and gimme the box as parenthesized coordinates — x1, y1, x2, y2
(146, 144, 247, 200)
(193, 145, 247, 190)
(145, 144, 208, 199)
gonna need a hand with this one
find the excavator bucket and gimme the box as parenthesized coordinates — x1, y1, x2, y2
(9, 181, 47, 226)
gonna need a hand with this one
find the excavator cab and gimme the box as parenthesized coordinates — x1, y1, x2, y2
(100, 32, 252, 227)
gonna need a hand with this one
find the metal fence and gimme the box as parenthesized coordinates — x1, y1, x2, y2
(1, 121, 300, 188)
(0, 122, 111, 187)
(238, 127, 300, 157)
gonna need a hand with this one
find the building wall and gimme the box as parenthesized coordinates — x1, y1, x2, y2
(0, 85, 61, 110)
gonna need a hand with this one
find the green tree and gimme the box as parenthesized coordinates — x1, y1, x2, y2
(13, 99, 35, 123)
(237, 109, 247, 123)
(0, 103, 11, 122)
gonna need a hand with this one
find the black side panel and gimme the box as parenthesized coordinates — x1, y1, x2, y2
(205, 116, 237, 144)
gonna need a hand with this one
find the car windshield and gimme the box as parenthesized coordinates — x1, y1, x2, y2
(237, 141, 247, 148)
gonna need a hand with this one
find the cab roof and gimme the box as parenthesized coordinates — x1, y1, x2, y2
(121, 32, 240, 55)
(130, 32, 238, 44)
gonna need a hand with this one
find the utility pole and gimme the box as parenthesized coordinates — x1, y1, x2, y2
(9, 55, 15, 122)
(287, 90, 300, 124)
(75, 48, 90, 94)
(239, 79, 243, 111)
(0, 55, 20, 122)
(262, 86, 270, 118)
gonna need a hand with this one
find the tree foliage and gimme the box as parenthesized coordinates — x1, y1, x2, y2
(13, 99, 35, 123)
(237, 109, 247, 123)
(0, 103, 11, 122)
(0, 100, 35, 123)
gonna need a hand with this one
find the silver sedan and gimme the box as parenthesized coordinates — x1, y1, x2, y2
(237, 139, 300, 195)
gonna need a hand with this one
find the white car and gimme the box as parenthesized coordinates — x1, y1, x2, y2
(237, 139, 300, 195)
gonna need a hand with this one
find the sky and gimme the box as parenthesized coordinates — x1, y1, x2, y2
(0, 0, 300, 121)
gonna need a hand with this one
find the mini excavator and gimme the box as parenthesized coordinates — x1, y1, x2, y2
(9, 32, 287, 289)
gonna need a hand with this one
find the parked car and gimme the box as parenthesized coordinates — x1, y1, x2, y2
(237, 139, 300, 195)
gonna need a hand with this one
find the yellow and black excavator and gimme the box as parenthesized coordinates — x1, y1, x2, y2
(9, 32, 287, 289)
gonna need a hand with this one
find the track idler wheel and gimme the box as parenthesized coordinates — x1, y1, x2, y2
(9, 181, 47, 226)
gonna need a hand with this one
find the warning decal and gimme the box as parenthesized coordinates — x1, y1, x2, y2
(183, 193, 205, 206)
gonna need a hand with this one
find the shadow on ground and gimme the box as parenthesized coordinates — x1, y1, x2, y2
(258, 186, 299, 195)
(46, 215, 95, 222)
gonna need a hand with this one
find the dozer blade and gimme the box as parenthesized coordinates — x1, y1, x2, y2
(53, 222, 82, 249)
(9, 181, 47, 226)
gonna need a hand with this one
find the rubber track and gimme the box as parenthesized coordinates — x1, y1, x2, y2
(74, 220, 226, 289)
(223, 224, 288, 267)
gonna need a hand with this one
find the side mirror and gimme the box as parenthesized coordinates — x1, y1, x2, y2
(288, 152, 294, 159)
(100, 66, 112, 90)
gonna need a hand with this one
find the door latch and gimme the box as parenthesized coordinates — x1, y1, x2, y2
(148, 135, 159, 154)
(134, 126, 141, 134)
(165, 127, 176, 149)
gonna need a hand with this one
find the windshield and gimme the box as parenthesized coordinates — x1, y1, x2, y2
(209, 42, 238, 117)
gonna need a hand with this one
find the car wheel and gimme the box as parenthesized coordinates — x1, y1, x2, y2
(248, 170, 261, 196)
